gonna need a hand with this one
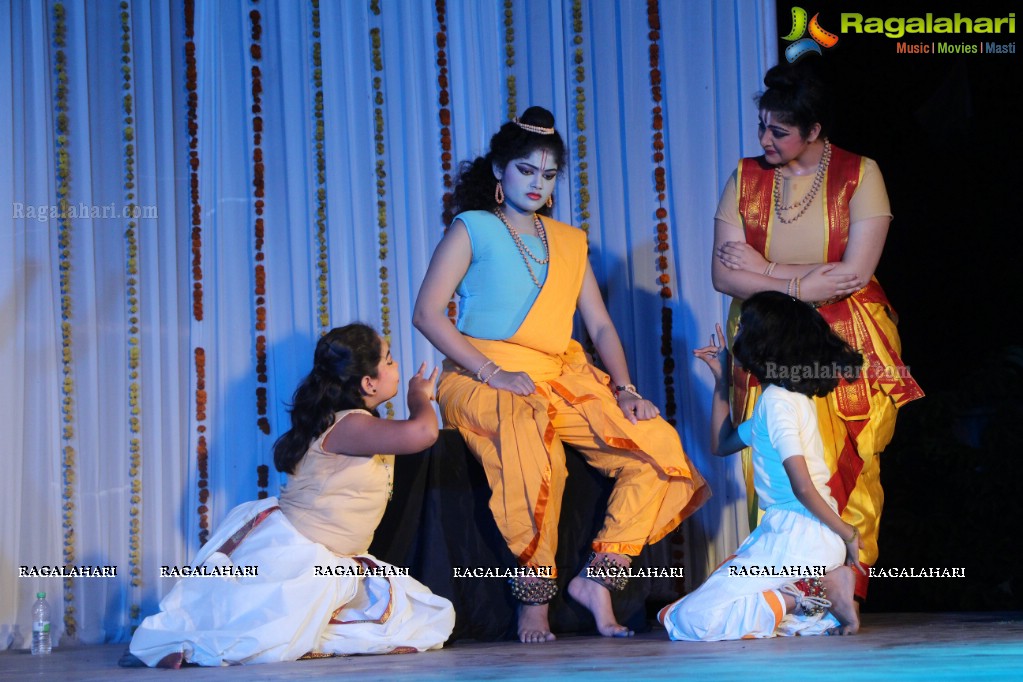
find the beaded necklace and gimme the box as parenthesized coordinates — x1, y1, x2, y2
(772, 139, 831, 225)
(493, 207, 550, 288)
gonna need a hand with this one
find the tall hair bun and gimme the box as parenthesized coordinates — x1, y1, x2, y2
(519, 106, 555, 129)
(763, 64, 798, 91)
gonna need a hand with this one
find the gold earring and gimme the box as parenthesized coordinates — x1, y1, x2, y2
(546, 193, 553, 209)
(495, 180, 505, 205)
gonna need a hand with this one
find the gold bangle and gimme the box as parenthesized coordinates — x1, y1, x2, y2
(764, 261, 777, 276)
(845, 527, 859, 543)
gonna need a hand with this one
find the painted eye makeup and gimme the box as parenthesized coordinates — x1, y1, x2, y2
(758, 120, 791, 138)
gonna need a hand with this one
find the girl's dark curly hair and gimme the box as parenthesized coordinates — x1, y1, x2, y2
(732, 291, 863, 398)
(442, 105, 567, 226)
(273, 323, 381, 474)
(756, 61, 833, 139)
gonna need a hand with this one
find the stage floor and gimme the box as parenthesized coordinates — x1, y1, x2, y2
(2, 612, 1021, 681)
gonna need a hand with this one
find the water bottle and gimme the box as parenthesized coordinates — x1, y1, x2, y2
(31, 592, 51, 655)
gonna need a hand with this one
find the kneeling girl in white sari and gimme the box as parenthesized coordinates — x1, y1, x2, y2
(660, 292, 864, 640)
(130, 324, 455, 666)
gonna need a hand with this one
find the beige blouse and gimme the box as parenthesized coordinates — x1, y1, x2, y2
(278, 409, 395, 556)
(715, 157, 892, 263)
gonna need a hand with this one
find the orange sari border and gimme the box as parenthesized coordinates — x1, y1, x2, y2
(213, 505, 280, 558)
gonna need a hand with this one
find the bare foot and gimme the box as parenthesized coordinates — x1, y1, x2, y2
(822, 566, 860, 635)
(518, 603, 556, 643)
(567, 575, 634, 637)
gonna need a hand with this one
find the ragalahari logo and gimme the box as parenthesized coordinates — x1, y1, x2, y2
(782, 7, 839, 62)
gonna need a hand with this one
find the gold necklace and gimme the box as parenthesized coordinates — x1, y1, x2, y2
(772, 139, 831, 225)
(493, 208, 550, 288)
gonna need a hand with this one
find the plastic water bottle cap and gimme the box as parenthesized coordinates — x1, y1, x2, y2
(37, 592, 46, 599)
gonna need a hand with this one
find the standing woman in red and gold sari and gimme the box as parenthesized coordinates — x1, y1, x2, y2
(713, 63, 924, 603)
(414, 106, 708, 644)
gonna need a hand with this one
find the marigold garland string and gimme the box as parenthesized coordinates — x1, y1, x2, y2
(250, 4, 271, 436)
(646, 0, 676, 424)
(185, 0, 209, 547)
(257, 464, 269, 500)
(571, 0, 589, 234)
(646, 0, 685, 595)
(52, 0, 78, 640)
(119, 0, 143, 624)
(503, 0, 516, 119)
(185, 1, 202, 321)
(369, 4, 393, 418)
(434, 0, 458, 323)
(310, 0, 330, 333)
(195, 347, 209, 545)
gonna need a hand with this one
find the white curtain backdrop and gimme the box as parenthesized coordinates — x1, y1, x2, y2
(0, 0, 775, 645)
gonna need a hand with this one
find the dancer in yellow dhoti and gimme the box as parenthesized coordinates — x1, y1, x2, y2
(414, 106, 708, 643)
(712, 64, 923, 600)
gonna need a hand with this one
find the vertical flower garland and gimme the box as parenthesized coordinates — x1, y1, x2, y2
(646, 0, 676, 425)
(434, 0, 457, 323)
(195, 348, 209, 545)
(369, 3, 393, 418)
(119, 0, 143, 624)
(257, 465, 269, 499)
(571, 0, 589, 234)
(503, 0, 516, 119)
(184, 0, 209, 546)
(250, 4, 270, 435)
(647, 0, 684, 597)
(52, 0, 78, 640)
(310, 0, 330, 333)
(186, 2, 202, 323)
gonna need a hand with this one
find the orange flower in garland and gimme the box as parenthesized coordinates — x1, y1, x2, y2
(646, 0, 677, 423)
(185, 0, 209, 549)
(310, 0, 330, 332)
(434, 0, 458, 323)
(250, 4, 271, 435)
(257, 464, 270, 499)
(195, 346, 209, 545)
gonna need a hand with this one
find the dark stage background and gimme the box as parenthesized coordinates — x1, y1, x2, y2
(774, 0, 1022, 612)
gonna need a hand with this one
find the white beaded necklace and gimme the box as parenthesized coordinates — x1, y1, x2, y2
(493, 207, 550, 288)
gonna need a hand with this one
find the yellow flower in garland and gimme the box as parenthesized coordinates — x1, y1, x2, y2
(369, 7, 393, 418)
(311, 0, 330, 332)
(503, 0, 516, 118)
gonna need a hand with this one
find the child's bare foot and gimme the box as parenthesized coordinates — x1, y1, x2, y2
(822, 566, 859, 635)
(567, 575, 634, 638)
(517, 603, 556, 643)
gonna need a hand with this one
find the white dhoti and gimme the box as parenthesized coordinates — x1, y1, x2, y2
(660, 501, 844, 641)
(130, 497, 454, 666)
